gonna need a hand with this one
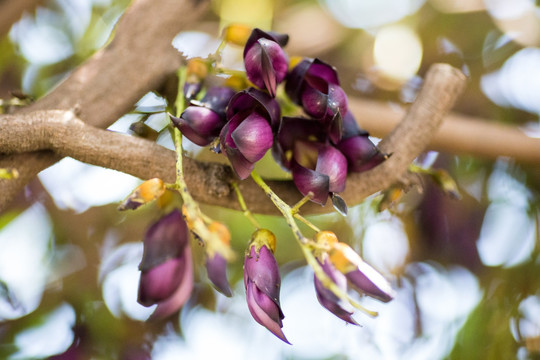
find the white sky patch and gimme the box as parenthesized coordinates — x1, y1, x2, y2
(11, 303, 75, 359)
(0, 204, 52, 320)
(172, 31, 221, 59)
(363, 217, 410, 274)
(321, 0, 426, 29)
(38, 157, 141, 213)
(481, 47, 540, 115)
(101, 242, 155, 321)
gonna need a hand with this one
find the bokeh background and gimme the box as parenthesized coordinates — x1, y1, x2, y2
(1, 0, 540, 359)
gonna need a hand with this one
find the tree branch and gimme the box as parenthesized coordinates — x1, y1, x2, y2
(0, 63, 467, 215)
(0, 0, 210, 212)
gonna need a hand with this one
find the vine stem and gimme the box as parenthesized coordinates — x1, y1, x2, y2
(232, 182, 261, 229)
(250, 170, 378, 317)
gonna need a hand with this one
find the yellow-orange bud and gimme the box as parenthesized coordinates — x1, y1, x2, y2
(314, 231, 339, 249)
(208, 221, 231, 245)
(222, 24, 252, 47)
(328, 242, 361, 274)
(249, 229, 277, 254)
(118, 178, 165, 210)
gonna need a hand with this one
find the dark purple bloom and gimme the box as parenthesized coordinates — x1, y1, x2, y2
(329, 242, 394, 303)
(272, 116, 327, 169)
(244, 28, 289, 97)
(138, 210, 193, 319)
(291, 141, 348, 205)
(337, 135, 388, 173)
(285, 58, 348, 143)
(220, 88, 279, 179)
(244, 229, 289, 344)
(170, 86, 235, 146)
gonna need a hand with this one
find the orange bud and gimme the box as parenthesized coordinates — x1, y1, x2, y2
(222, 24, 252, 47)
(314, 231, 339, 249)
(328, 242, 361, 274)
(186, 58, 208, 80)
(208, 221, 231, 245)
(118, 178, 165, 210)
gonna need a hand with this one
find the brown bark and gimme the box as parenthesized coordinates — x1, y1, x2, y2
(0, 0, 210, 211)
(0, 0, 42, 37)
(0, 64, 467, 215)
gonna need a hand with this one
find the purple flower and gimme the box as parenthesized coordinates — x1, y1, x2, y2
(314, 257, 358, 325)
(137, 210, 193, 319)
(220, 88, 280, 179)
(244, 229, 289, 344)
(244, 28, 289, 97)
(170, 86, 235, 146)
(337, 135, 388, 173)
(329, 242, 394, 303)
(285, 58, 348, 143)
(291, 141, 348, 205)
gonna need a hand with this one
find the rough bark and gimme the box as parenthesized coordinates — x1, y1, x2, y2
(0, 0, 210, 211)
(0, 64, 467, 215)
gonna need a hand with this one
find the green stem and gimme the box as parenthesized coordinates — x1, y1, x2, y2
(294, 213, 321, 233)
(232, 182, 261, 229)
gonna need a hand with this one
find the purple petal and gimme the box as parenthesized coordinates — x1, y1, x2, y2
(227, 88, 281, 129)
(301, 86, 328, 119)
(316, 146, 348, 193)
(244, 246, 282, 305)
(291, 160, 330, 205)
(346, 261, 395, 303)
(206, 253, 232, 297)
(285, 58, 311, 104)
(326, 84, 348, 121)
(224, 145, 255, 180)
(231, 113, 273, 163)
(307, 58, 340, 85)
(138, 258, 185, 306)
(244, 38, 288, 97)
(337, 135, 387, 172)
(342, 111, 368, 139)
(139, 210, 189, 271)
(314, 276, 357, 325)
(201, 86, 236, 116)
(150, 246, 194, 319)
(246, 281, 290, 344)
(171, 108, 224, 146)
(244, 28, 288, 57)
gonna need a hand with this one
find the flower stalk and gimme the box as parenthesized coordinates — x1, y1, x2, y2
(250, 170, 378, 317)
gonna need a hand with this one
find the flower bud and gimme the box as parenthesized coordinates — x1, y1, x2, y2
(223, 24, 252, 47)
(205, 222, 233, 297)
(244, 29, 289, 97)
(170, 86, 235, 146)
(244, 229, 289, 343)
(329, 242, 394, 303)
(291, 141, 348, 205)
(314, 257, 358, 325)
(118, 178, 166, 211)
(137, 210, 193, 319)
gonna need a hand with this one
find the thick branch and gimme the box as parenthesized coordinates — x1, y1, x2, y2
(0, 64, 467, 215)
(0, 0, 209, 212)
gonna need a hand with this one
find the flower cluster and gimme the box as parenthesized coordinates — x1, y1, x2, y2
(126, 26, 396, 344)
(172, 27, 388, 207)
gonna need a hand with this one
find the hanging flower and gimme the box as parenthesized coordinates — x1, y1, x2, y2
(170, 86, 236, 146)
(285, 58, 348, 143)
(291, 141, 348, 205)
(329, 242, 394, 303)
(243, 28, 289, 97)
(244, 229, 290, 344)
(220, 88, 280, 179)
(137, 209, 193, 319)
